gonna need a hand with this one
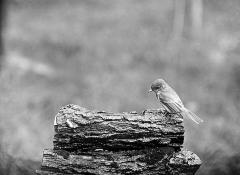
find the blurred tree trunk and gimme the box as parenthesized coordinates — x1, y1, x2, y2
(167, 0, 186, 88)
(0, 0, 6, 71)
(191, 0, 203, 38)
(170, 0, 204, 45)
(172, 0, 186, 43)
(166, 0, 186, 58)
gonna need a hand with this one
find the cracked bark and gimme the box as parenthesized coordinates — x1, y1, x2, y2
(37, 104, 201, 175)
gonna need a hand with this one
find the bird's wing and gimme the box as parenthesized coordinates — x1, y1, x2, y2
(158, 85, 203, 124)
(160, 86, 183, 103)
(159, 86, 184, 113)
(161, 101, 183, 113)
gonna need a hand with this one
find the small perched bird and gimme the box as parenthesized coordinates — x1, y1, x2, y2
(149, 78, 203, 124)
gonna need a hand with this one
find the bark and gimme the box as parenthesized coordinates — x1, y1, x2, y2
(37, 104, 201, 175)
(36, 149, 201, 175)
(53, 104, 184, 153)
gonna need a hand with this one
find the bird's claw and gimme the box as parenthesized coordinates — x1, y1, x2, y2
(163, 111, 180, 116)
(163, 110, 169, 116)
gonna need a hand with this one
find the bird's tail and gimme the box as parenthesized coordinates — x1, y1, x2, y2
(181, 108, 203, 124)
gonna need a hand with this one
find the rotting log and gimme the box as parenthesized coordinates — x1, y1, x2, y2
(37, 104, 201, 175)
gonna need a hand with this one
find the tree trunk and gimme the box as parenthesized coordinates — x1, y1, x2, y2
(166, 0, 186, 57)
(172, 0, 186, 44)
(0, 0, 6, 70)
(191, 0, 203, 38)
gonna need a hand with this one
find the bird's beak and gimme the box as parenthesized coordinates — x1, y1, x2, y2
(148, 89, 153, 93)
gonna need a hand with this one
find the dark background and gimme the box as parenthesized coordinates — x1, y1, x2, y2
(1, 0, 240, 174)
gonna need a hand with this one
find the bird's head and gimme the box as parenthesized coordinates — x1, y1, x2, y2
(148, 78, 167, 94)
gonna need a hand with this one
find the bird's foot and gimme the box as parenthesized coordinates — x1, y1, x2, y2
(164, 111, 180, 116)
(157, 109, 165, 115)
(163, 110, 170, 116)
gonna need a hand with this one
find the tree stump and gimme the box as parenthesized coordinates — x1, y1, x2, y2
(36, 104, 201, 175)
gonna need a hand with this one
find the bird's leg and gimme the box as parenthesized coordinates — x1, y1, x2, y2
(160, 103, 170, 115)
(169, 112, 181, 115)
(163, 110, 178, 116)
(158, 107, 167, 115)
(167, 112, 181, 117)
(162, 105, 181, 116)
(158, 110, 166, 115)
(163, 110, 169, 116)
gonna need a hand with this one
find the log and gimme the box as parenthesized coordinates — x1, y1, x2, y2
(53, 104, 184, 153)
(37, 104, 201, 174)
(36, 148, 201, 175)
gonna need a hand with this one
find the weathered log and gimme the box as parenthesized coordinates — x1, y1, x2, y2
(37, 104, 201, 174)
(36, 148, 201, 175)
(53, 104, 184, 153)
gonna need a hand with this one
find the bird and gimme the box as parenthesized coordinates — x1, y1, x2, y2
(148, 78, 203, 124)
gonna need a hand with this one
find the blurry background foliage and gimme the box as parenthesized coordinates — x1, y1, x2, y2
(0, 0, 240, 174)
